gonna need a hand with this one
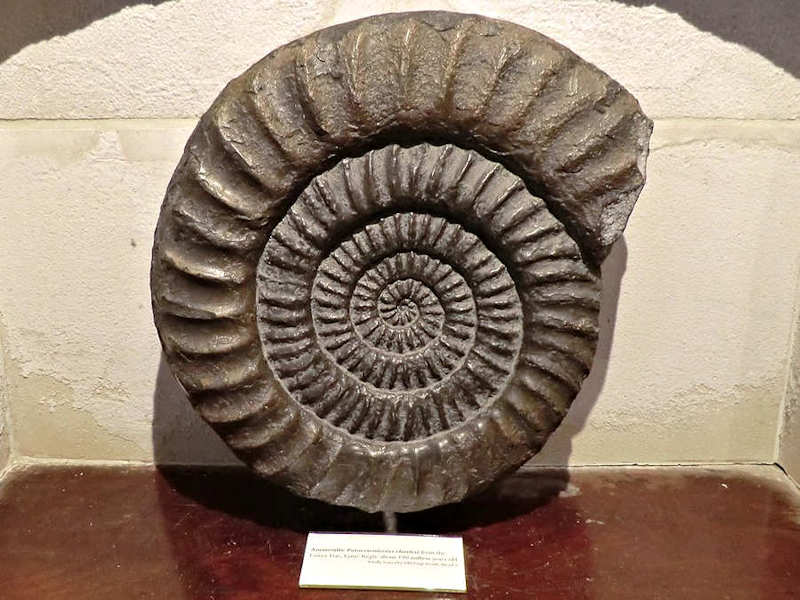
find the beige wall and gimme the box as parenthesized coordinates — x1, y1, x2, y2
(781, 306, 800, 483)
(0, 333, 9, 472)
(1, 1, 799, 467)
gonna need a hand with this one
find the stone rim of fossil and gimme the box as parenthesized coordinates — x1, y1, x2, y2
(151, 11, 652, 512)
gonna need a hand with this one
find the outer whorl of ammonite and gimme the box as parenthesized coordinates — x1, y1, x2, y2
(151, 11, 652, 512)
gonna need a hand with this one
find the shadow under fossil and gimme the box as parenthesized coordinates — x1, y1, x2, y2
(155, 464, 572, 535)
(151, 465, 591, 599)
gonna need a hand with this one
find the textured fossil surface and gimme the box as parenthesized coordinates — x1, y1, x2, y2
(151, 11, 652, 512)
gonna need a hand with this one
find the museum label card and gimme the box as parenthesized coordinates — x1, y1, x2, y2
(299, 532, 467, 593)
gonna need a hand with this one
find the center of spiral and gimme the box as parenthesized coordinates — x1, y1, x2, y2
(339, 251, 465, 370)
(378, 280, 424, 328)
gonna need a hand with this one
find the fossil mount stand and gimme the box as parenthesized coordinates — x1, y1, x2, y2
(151, 11, 652, 513)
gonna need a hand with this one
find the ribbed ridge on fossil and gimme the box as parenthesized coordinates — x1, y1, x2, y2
(219, 12, 651, 265)
(151, 11, 650, 512)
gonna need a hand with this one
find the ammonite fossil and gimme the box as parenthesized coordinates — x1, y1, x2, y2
(151, 11, 652, 512)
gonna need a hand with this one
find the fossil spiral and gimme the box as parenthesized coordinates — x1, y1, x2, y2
(151, 11, 652, 512)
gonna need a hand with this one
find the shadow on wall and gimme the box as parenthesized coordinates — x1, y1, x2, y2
(530, 238, 628, 467)
(0, 0, 171, 64)
(152, 354, 240, 467)
(0, 0, 798, 80)
(617, 0, 800, 79)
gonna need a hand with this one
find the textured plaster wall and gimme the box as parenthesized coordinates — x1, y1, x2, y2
(0, 333, 10, 472)
(1, 0, 799, 467)
(781, 303, 800, 483)
(2, 0, 799, 120)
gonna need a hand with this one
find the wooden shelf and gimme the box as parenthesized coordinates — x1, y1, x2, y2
(1, 464, 798, 599)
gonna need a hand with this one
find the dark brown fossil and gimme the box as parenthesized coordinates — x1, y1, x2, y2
(151, 11, 652, 512)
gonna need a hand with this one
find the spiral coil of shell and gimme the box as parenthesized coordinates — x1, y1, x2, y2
(151, 11, 652, 512)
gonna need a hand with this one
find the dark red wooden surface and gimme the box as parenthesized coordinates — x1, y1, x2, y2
(0, 465, 798, 599)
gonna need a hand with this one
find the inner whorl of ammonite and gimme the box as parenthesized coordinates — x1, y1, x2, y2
(257, 146, 532, 441)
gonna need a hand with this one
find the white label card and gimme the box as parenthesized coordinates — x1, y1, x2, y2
(299, 532, 467, 593)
